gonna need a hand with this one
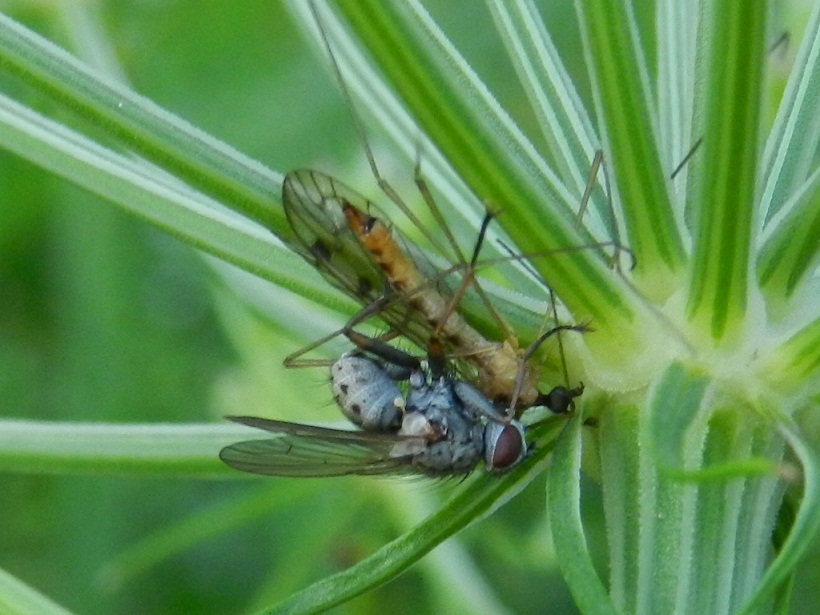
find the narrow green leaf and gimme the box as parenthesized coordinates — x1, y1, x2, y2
(577, 0, 686, 296)
(759, 2, 820, 224)
(689, 410, 751, 613)
(731, 421, 788, 610)
(266, 419, 563, 615)
(0, 568, 74, 615)
(0, 420, 244, 476)
(602, 392, 789, 614)
(647, 363, 780, 481)
(643, 372, 708, 615)
(0, 13, 282, 233)
(646, 361, 711, 473)
(486, 0, 612, 239)
(548, 414, 617, 615)
(738, 418, 820, 614)
(0, 93, 356, 319)
(759, 317, 820, 394)
(332, 0, 641, 343)
(685, 1, 767, 341)
(655, 0, 698, 194)
(757, 169, 820, 308)
(597, 405, 642, 613)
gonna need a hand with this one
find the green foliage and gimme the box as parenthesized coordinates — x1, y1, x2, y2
(0, 1, 818, 614)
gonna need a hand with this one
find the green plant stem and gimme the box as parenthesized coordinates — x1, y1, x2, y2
(598, 403, 787, 614)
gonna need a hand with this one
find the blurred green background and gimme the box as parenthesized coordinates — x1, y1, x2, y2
(0, 1, 817, 614)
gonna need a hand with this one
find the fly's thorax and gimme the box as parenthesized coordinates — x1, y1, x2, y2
(330, 353, 403, 431)
(401, 372, 485, 474)
(404, 373, 459, 428)
(407, 399, 485, 475)
(399, 371, 522, 475)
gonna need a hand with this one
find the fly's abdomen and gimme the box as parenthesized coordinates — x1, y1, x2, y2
(331, 353, 404, 431)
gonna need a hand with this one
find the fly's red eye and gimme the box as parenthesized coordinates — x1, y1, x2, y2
(484, 421, 526, 472)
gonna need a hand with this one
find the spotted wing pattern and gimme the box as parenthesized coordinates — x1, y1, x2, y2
(283, 170, 385, 305)
(282, 169, 445, 352)
(219, 416, 428, 477)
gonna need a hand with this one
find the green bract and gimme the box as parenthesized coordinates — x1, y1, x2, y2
(0, 1, 817, 614)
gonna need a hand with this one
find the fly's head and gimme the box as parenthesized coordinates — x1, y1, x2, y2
(483, 419, 527, 473)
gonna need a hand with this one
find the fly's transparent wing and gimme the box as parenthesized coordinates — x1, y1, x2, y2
(219, 416, 426, 477)
(282, 169, 442, 351)
(283, 170, 385, 305)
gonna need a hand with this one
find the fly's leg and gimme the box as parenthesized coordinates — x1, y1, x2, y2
(283, 276, 477, 373)
(670, 137, 703, 181)
(308, 1, 461, 267)
(285, 283, 473, 378)
(412, 158, 517, 344)
(330, 289, 427, 376)
(574, 149, 634, 273)
(342, 328, 421, 375)
(284, 292, 400, 369)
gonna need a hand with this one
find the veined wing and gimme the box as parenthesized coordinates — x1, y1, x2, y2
(283, 170, 385, 305)
(282, 169, 445, 351)
(219, 416, 427, 477)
